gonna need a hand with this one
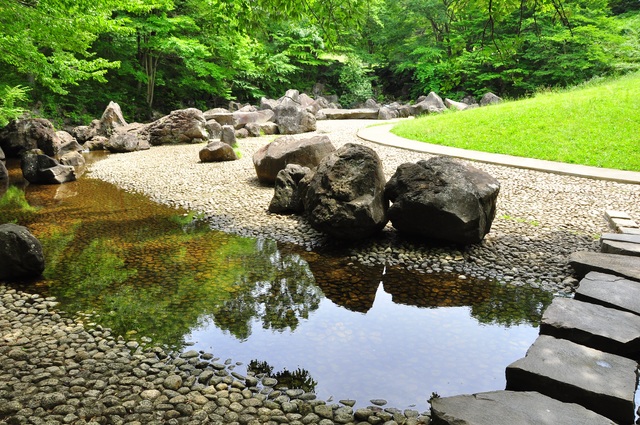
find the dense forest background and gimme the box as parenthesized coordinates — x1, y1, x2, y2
(1, 0, 639, 126)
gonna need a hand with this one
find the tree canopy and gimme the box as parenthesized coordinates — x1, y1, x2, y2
(0, 0, 637, 123)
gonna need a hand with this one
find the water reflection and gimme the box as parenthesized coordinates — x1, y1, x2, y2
(1, 157, 552, 411)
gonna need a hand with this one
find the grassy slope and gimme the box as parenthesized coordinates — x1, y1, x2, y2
(391, 72, 640, 171)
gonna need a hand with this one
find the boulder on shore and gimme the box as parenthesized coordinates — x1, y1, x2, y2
(304, 143, 388, 241)
(0, 223, 45, 280)
(20, 149, 76, 184)
(253, 135, 335, 185)
(147, 108, 208, 145)
(0, 118, 60, 158)
(385, 156, 500, 245)
(268, 164, 312, 214)
(199, 141, 238, 162)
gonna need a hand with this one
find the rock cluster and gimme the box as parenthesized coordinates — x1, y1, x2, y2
(0, 284, 432, 425)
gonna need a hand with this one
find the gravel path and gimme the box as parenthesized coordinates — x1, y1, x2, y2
(88, 120, 640, 293)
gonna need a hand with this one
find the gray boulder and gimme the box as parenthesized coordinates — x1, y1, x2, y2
(260, 122, 279, 135)
(59, 151, 86, 168)
(235, 128, 249, 139)
(147, 108, 208, 145)
(444, 98, 469, 111)
(199, 141, 238, 162)
(99, 101, 127, 136)
(268, 164, 312, 214)
(274, 94, 317, 135)
(378, 106, 398, 120)
(252, 135, 336, 185)
(55, 131, 83, 157)
(259, 97, 278, 111)
(0, 146, 4, 160)
(412, 92, 446, 115)
(83, 136, 108, 151)
(231, 110, 274, 129)
(245, 123, 262, 137)
(304, 143, 388, 241)
(0, 224, 45, 280)
(480, 92, 503, 106)
(106, 131, 151, 153)
(20, 149, 76, 184)
(205, 120, 222, 139)
(204, 109, 234, 126)
(0, 118, 60, 157)
(220, 125, 236, 146)
(71, 121, 99, 143)
(385, 156, 500, 245)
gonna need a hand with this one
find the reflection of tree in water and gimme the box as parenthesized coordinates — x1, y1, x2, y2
(248, 359, 317, 393)
(470, 283, 553, 327)
(212, 239, 322, 340)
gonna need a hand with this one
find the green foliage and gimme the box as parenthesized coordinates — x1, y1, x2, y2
(0, 85, 30, 127)
(338, 56, 375, 107)
(392, 71, 640, 171)
(0, 185, 38, 223)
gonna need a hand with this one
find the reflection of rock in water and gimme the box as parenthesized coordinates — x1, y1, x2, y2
(54, 183, 79, 200)
(300, 250, 552, 327)
(305, 255, 382, 313)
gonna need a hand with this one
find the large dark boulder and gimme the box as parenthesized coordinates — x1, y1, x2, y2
(0, 118, 60, 158)
(304, 143, 388, 241)
(252, 135, 336, 185)
(20, 149, 76, 184)
(268, 164, 312, 214)
(199, 141, 238, 162)
(385, 156, 500, 245)
(147, 108, 208, 145)
(0, 223, 45, 280)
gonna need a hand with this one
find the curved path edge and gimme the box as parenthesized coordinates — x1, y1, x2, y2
(358, 123, 640, 185)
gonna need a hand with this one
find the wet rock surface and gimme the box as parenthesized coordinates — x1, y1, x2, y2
(0, 285, 432, 424)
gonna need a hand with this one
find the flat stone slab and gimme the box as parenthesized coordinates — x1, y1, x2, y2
(601, 239, 640, 256)
(506, 335, 637, 424)
(540, 297, 640, 358)
(430, 390, 615, 425)
(600, 232, 640, 244)
(568, 251, 640, 281)
(620, 226, 640, 235)
(575, 271, 640, 316)
(318, 108, 379, 120)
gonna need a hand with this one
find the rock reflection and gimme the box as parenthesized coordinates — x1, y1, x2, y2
(302, 255, 552, 327)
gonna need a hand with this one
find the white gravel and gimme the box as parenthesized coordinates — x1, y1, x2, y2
(88, 120, 640, 294)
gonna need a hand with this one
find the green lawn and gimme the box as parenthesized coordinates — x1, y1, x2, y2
(391, 72, 640, 172)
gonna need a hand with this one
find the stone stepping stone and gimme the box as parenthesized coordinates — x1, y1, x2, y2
(600, 232, 640, 245)
(430, 390, 615, 425)
(506, 335, 637, 424)
(601, 239, 640, 256)
(568, 251, 640, 281)
(575, 271, 640, 316)
(540, 297, 640, 358)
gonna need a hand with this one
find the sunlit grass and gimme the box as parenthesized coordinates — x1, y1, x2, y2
(392, 72, 640, 171)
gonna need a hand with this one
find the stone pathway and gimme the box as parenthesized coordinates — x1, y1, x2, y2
(430, 210, 640, 424)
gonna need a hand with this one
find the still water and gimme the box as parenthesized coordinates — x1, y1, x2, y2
(1, 155, 552, 411)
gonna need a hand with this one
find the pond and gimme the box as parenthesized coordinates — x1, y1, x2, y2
(0, 155, 553, 411)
